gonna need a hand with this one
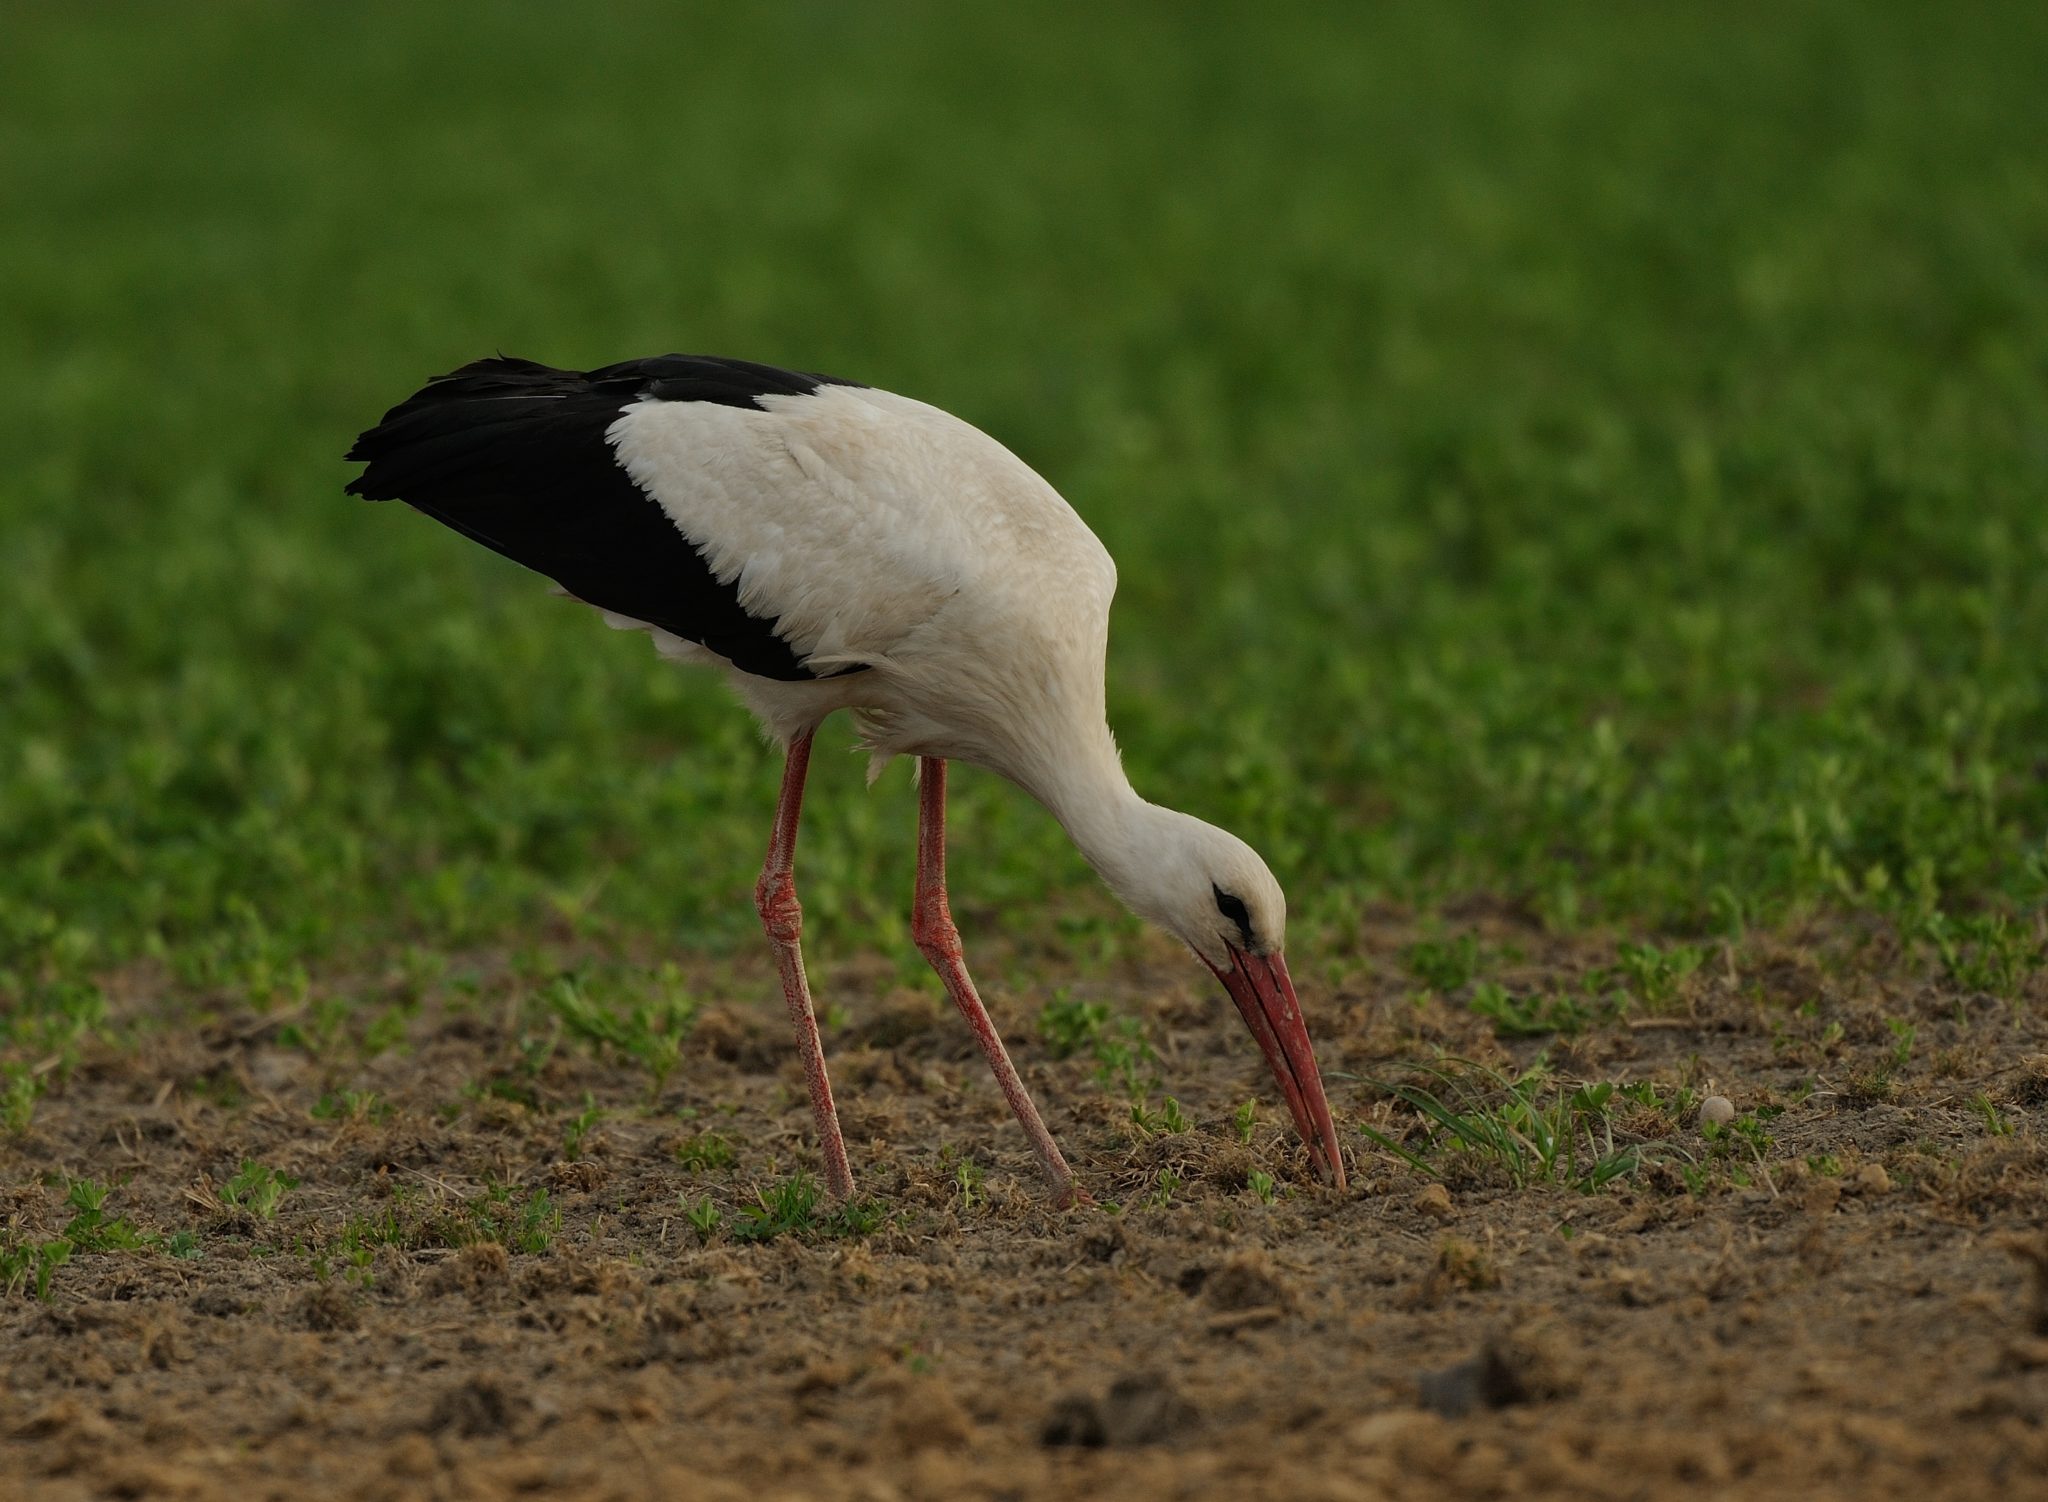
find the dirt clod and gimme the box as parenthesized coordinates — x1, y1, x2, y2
(1417, 1354, 1507, 1419)
(692, 1007, 786, 1071)
(1344, 1407, 1448, 1458)
(383, 1433, 439, 1479)
(887, 1379, 974, 1453)
(2004, 1056, 2048, 1108)
(431, 1240, 511, 1294)
(1042, 1372, 1199, 1447)
(546, 1159, 609, 1192)
(1417, 1320, 1577, 1419)
(1201, 1249, 1295, 1314)
(1803, 1178, 1843, 1218)
(844, 995, 945, 1051)
(1409, 1234, 1499, 1307)
(1411, 1183, 1454, 1221)
(189, 1289, 246, 1319)
(1075, 1218, 1131, 1264)
(297, 1283, 359, 1333)
(1040, 1394, 1105, 1448)
(2004, 1232, 2048, 1335)
(1103, 1373, 1199, 1445)
(12, 1398, 115, 1444)
(423, 1376, 521, 1438)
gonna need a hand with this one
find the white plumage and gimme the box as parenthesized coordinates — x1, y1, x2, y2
(347, 354, 1344, 1201)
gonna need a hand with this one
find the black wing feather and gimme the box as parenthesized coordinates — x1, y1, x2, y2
(345, 355, 865, 682)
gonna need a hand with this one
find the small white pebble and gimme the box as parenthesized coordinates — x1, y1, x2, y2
(1698, 1095, 1736, 1128)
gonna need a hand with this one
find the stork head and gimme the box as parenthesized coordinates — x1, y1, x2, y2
(1106, 809, 1347, 1190)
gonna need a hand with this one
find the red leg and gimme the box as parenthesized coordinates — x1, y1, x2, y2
(755, 730, 855, 1200)
(912, 758, 1083, 1204)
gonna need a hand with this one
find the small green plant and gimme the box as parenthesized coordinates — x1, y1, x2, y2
(342, 1204, 406, 1253)
(684, 1196, 722, 1243)
(1920, 912, 2045, 998)
(311, 1090, 391, 1123)
(277, 995, 351, 1054)
(1616, 1079, 1703, 1123)
(458, 1185, 560, 1253)
(1129, 1095, 1191, 1135)
(546, 974, 698, 1095)
(1037, 993, 1109, 1056)
(1885, 1018, 1917, 1072)
(0, 979, 107, 1082)
(1404, 935, 1479, 994)
(360, 1005, 411, 1058)
(1354, 1062, 1643, 1192)
(1969, 1093, 2012, 1136)
(560, 1095, 604, 1159)
(221, 1161, 298, 1222)
(471, 1026, 558, 1109)
(1232, 1099, 1258, 1145)
(164, 1229, 203, 1260)
(63, 1179, 149, 1250)
(515, 1029, 558, 1077)
(1092, 1026, 1157, 1098)
(826, 1198, 889, 1237)
(505, 1190, 561, 1253)
(725, 1174, 884, 1242)
(1, 1237, 70, 1300)
(954, 1159, 987, 1211)
(1612, 942, 1704, 1010)
(1247, 1169, 1277, 1205)
(2, 1064, 39, 1135)
(1703, 1111, 1775, 1184)
(185, 1067, 248, 1111)
(1037, 993, 1156, 1096)
(732, 1174, 823, 1243)
(1468, 982, 1596, 1038)
(1148, 1168, 1182, 1207)
(676, 1131, 736, 1172)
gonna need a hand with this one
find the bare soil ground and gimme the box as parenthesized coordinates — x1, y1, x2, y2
(5, 915, 2047, 1501)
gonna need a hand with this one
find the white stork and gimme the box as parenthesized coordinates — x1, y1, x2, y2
(346, 355, 1346, 1202)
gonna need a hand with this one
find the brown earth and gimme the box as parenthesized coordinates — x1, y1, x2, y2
(4, 912, 2047, 1501)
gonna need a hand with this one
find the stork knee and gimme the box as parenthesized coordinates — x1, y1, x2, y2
(756, 872, 802, 945)
(911, 896, 962, 964)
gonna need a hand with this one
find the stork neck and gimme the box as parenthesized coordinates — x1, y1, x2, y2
(1022, 725, 1161, 907)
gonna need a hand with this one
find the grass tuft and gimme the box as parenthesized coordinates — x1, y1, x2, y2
(1355, 1061, 1649, 1192)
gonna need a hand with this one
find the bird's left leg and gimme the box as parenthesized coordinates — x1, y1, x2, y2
(911, 757, 1084, 1204)
(756, 729, 856, 1201)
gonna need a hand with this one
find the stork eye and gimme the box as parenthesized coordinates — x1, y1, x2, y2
(1212, 885, 1253, 946)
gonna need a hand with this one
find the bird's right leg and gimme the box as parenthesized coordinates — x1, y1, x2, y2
(755, 729, 856, 1201)
(911, 757, 1084, 1205)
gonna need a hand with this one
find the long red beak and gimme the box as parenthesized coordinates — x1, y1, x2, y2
(1206, 947, 1346, 1190)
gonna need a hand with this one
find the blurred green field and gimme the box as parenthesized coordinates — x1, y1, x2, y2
(4, 2, 2046, 1025)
